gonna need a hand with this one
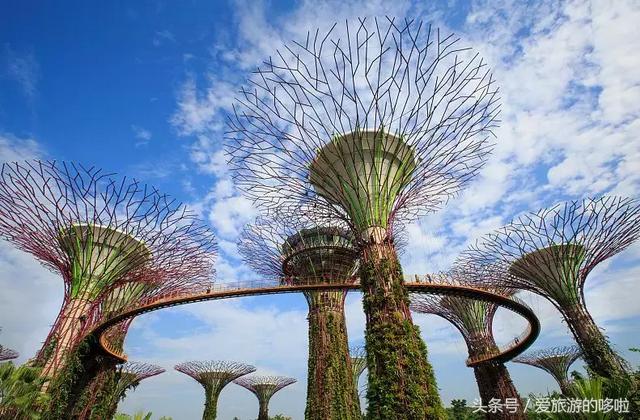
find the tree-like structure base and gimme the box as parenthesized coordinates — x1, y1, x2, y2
(473, 361, 524, 419)
(360, 240, 445, 420)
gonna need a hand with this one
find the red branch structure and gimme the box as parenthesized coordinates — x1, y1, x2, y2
(513, 346, 582, 395)
(0, 160, 217, 382)
(239, 214, 360, 419)
(225, 17, 500, 418)
(175, 360, 255, 420)
(411, 273, 524, 418)
(234, 375, 297, 420)
(458, 196, 640, 379)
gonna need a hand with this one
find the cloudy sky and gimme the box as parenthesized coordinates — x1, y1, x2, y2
(1, 0, 640, 419)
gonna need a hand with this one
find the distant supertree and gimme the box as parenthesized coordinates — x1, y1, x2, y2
(411, 273, 524, 419)
(350, 346, 367, 411)
(0, 346, 19, 362)
(0, 328, 19, 362)
(350, 346, 367, 390)
(234, 375, 296, 420)
(226, 18, 499, 418)
(459, 197, 640, 378)
(175, 360, 255, 420)
(0, 160, 216, 381)
(514, 346, 582, 395)
(239, 215, 360, 419)
(79, 361, 164, 419)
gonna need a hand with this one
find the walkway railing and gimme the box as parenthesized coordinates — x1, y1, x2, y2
(91, 276, 540, 368)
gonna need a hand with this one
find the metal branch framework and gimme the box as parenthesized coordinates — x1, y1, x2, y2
(0, 160, 217, 379)
(514, 346, 582, 395)
(411, 272, 524, 417)
(234, 375, 297, 420)
(226, 17, 500, 236)
(175, 360, 255, 420)
(226, 18, 499, 418)
(458, 196, 640, 378)
(239, 214, 360, 419)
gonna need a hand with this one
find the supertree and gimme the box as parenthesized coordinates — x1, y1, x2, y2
(0, 346, 19, 362)
(411, 273, 524, 419)
(79, 361, 164, 419)
(233, 375, 296, 420)
(0, 160, 216, 384)
(226, 17, 499, 419)
(350, 346, 367, 391)
(350, 346, 367, 413)
(513, 346, 582, 395)
(175, 360, 256, 420)
(0, 328, 19, 362)
(238, 214, 360, 419)
(458, 196, 640, 379)
(73, 279, 212, 419)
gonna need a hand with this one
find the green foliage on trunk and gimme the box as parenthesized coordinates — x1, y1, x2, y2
(304, 291, 361, 420)
(360, 243, 445, 420)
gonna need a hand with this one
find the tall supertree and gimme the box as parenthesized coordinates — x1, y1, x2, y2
(513, 346, 582, 395)
(79, 361, 164, 419)
(175, 360, 256, 420)
(0, 160, 216, 383)
(411, 273, 524, 419)
(226, 18, 499, 419)
(459, 196, 640, 379)
(239, 215, 360, 419)
(234, 375, 296, 420)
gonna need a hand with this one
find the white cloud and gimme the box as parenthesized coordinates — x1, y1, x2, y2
(4, 45, 39, 101)
(0, 133, 43, 162)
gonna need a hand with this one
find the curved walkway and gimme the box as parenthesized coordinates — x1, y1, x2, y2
(90, 278, 540, 368)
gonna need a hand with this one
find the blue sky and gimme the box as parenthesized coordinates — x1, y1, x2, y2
(1, 0, 640, 419)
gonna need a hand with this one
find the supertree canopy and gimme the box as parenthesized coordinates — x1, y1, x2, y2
(175, 360, 256, 420)
(514, 346, 582, 395)
(411, 273, 524, 419)
(239, 214, 360, 419)
(234, 375, 296, 420)
(458, 196, 640, 379)
(226, 18, 499, 418)
(0, 160, 217, 380)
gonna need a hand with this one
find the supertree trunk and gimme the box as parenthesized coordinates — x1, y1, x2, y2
(40, 298, 92, 380)
(467, 334, 524, 419)
(360, 239, 444, 420)
(561, 305, 626, 378)
(258, 400, 269, 420)
(203, 386, 219, 420)
(305, 290, 360, 420)
(472, 363, 523, 419)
